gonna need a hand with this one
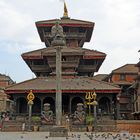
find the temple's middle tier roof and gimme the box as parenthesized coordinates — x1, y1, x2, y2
(22, 47, 106, 77)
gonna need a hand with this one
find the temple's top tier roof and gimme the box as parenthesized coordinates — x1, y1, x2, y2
(36, 18, 94, 27)
(35, 1, 95, 47)
(36, 18, 94, 43)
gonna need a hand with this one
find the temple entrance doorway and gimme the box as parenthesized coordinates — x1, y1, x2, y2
(71, 97, 83, 113)
(43, 97, 55, 113)
(62, 95, 70, 114)
(98, 97, 111, 115)
(32, 97, 41, 114)
(16, 97, 27, 114)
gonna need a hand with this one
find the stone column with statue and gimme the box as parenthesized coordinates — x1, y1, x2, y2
(51, 21, 66, 46)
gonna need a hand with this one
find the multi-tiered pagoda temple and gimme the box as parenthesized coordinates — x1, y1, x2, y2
(5, 3, 120, 119)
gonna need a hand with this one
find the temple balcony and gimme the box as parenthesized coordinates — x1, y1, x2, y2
(120, 104, 132, 112)
(44, 32, 86, 40)
(77, 65, 96, 72)
(48, 61, 79, 68)
(31, 65, 51, 72)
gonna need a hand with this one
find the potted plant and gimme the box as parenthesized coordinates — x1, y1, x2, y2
(32, 116, 41, 131)
(86, 115, 94, 132)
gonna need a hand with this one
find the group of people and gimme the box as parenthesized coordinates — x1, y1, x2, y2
(0, 111, 11, 121)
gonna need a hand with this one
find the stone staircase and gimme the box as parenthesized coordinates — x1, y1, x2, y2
(97, 117, 117, 132)
(2, 120, 25, 131)
(1, 115, 117, 132)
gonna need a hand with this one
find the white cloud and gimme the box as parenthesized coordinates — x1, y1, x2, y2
(98, 46, 139, 75)
(0, 1, 32, 40)
(0, 0, 140, 82)
(0, 0, 44, 54)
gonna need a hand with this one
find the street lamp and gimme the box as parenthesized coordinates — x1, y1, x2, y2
(28, 100, 33, 131)
(27, 90, 35, 131)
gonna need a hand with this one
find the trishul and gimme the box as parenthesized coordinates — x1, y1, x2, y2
(85, 91, 97, 115)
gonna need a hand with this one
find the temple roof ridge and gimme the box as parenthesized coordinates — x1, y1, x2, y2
(5, 76, 120, 92)
(112, 63, 138, 74)
(36, 18, 94, 25)
(22, 47, 106, 57)
(89, 77, 120, 88)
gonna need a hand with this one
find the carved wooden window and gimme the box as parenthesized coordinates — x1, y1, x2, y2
(120, 74, 126, 80)
(79, 27, 86, 33)
(33, 59, 44, 65)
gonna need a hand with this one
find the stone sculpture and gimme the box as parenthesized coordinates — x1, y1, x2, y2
(51, 21, 66, 46)
(41, 103, 54, 124)
(73, 103, 85, 124)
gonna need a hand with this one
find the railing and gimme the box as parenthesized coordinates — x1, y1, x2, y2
(48, 61, 79, 68)
(31, 65, 50, 71)
(120, 105, 132, 111)
(44, 32, 86, 39)
(78, 65, 96, 72)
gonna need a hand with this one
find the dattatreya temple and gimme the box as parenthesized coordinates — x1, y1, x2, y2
(0, 1, 140, 132)
(5, 3, 120, 118)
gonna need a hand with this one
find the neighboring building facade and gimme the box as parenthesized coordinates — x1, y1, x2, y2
(95, 64, 138, 119)
(5, 8, 121, 120)
(0, 89, 7, 112)
(0, 74, 14, 89)
(110, 64, 138, 119)
(0, 74, 14, 112)
(130, 61, 140, 119)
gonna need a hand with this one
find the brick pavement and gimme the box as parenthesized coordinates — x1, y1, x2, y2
(0, 132, 140, 140)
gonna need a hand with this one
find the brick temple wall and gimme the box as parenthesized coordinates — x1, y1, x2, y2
(111, 74, 137, 83)
(116, 120, 140, 133)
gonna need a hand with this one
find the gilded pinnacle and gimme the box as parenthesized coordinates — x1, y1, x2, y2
(63, 1, 68, 17)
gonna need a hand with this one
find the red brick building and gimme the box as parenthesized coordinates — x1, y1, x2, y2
(95, 64, 138, 119)
(0, 74, 14, 112)
(0, 74, 14, 89)
(130, 61, 140, 119)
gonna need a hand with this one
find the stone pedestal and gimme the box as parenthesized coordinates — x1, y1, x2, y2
(49, 126, 68, 137)
(39, 125, 53, 131)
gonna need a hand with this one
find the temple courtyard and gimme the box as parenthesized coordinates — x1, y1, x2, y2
(0, 132, 140, 140)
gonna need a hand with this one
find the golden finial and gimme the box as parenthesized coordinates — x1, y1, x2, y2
(63, 1, 68, 17)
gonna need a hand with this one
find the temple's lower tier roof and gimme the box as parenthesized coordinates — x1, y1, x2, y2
(5, 77, 120, 94)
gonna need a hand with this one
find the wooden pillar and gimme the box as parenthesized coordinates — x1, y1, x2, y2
(110, 96, 113, 114)
(40, 97, 44, 112)
(69, 96, 72, 114)
(117, 101, 121, 119)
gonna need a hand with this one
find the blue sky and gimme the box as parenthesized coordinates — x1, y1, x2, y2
(0, 0, 140, 83)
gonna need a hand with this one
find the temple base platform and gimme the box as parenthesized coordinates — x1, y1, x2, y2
(49, 126, 68, 137)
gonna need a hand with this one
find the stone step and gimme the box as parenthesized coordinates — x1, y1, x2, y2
(71, 125, 87, 132)
(50, 126, 68, 137)
(2, 125, 22, 132)
(97, 120, 116, 125)
(96, 125, 117, 132)
(39, 125, 53, 131)
(2, 121, 24, 125)
(2, 121, 28, 132)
